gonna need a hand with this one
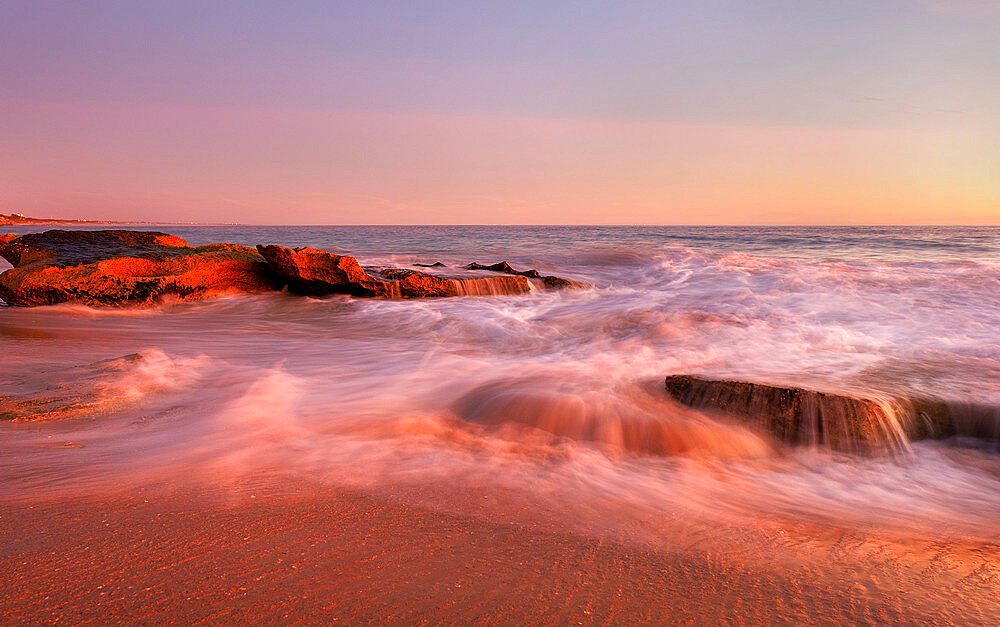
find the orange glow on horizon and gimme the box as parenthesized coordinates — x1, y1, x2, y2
(1, 100, 996, 225)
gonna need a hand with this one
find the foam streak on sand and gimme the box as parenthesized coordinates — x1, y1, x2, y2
(2, 225, 1000, 622)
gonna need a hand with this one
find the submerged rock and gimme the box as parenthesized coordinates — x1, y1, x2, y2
(1, 353, 149, 421)
(0, 230, 274, 306)
(259, 245, 582, 298)
(452, 379, 773, 459)
(664, 375, 998, 453)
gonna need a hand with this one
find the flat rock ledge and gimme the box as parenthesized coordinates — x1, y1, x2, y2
(665, 374, 999, 454)
(0, 230, 585, 306)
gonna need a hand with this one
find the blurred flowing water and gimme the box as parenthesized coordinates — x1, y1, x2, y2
(2, 225, 1000, 546)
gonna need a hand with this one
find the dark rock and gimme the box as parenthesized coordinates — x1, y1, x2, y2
(466, 260, 585, 290)
(413, 262, 445, 268)
(466, 261, 541, 278)
(542, 275, 577, 289)
(903, 398, 998, 442)
(665, 375, 1000, 453)
(0, 230, 274, 306)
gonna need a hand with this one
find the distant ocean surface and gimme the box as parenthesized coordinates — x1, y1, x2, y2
(8, 223, 1000, 261)
(2, 224, 1000, 557)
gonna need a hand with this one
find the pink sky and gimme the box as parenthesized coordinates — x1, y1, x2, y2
(3, 99, 995, 225)
(1, 1, 997, 224)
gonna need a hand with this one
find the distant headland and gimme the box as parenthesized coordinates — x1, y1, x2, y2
(0, 213, 116, 226)
(0, 213, 213, 227)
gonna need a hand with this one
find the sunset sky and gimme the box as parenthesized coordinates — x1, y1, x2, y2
(1, 1, 998, 225)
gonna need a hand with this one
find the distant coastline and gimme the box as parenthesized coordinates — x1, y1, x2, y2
(0, 213, 124, 226)
(0, 214, 222, 227)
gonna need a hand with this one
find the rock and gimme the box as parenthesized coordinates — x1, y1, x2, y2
(413, 262, 445, 268)
(0, 230, 274, 306)
(375, 268, 459, 298)
(466, 261, 541, 278)
(903, 398, 998, 443)
(0, 232, 587, 306)
(1, 230, 189, 268)
(1, 353, 154, 421)
(255, 245, 373, 296)
(665, 375, 988, 452)
(466, 260, 585, 289)
(375, 268, 533, 298)
(541, 276, 577, 289)
(259, 245, 582, 298)
(452, 379, 773, 458)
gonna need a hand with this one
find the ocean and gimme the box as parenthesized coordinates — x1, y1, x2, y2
(2, 225, 1000, 617)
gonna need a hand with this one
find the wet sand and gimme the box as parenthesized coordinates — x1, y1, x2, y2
(3, 481, 998, 624)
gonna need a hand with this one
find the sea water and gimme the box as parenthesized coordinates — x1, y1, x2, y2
(1, 225, 999, 547)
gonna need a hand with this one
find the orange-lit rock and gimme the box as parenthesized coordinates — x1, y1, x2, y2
(258, 244, 583, 298)
(0, 230, 274, 306)
(0, 232, 587, 306)
(255, 244, 370, 294)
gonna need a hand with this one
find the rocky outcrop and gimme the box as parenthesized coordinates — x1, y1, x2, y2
(664, 375, 998, 453)
(258, 245, 583, 298)
(466, 260, 585, 290)
(0, 230, 274, 306)
(0, 231, 587, 306)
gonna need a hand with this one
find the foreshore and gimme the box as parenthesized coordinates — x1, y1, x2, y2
(2, 479, 997, 624)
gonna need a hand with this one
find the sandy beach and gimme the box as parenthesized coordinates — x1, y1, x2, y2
(3, 476, 998, 624)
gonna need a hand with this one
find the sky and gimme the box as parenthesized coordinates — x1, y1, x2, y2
(1, 1, 998, 225)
